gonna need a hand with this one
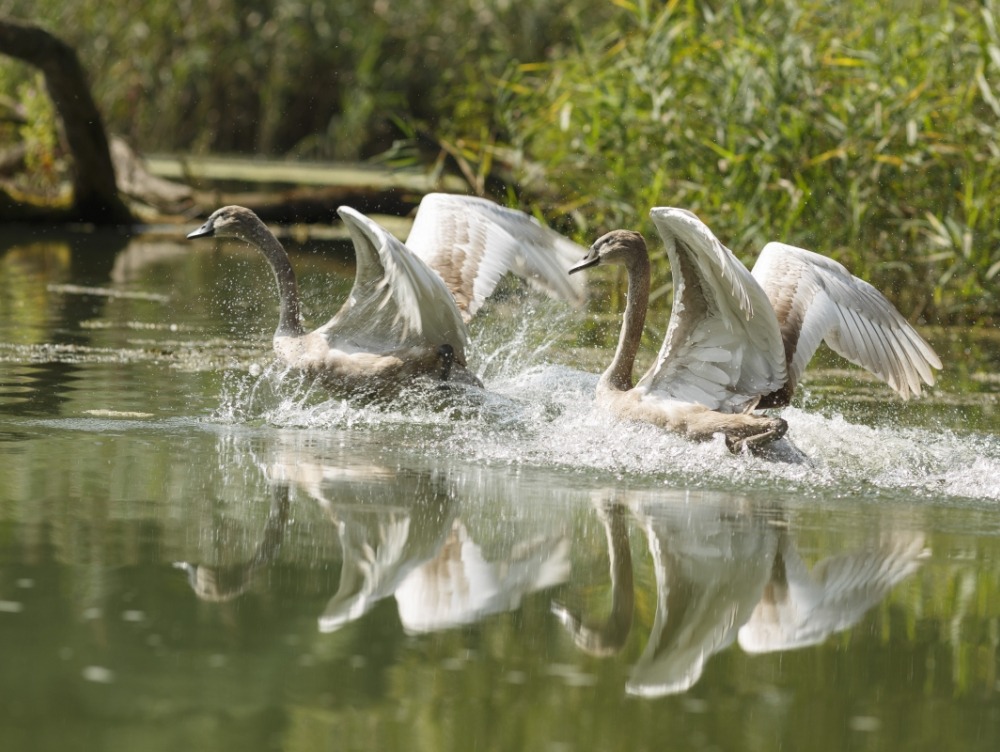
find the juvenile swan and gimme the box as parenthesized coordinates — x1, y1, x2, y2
(187, 195, 587, 396)
(569, 207, 942, 451)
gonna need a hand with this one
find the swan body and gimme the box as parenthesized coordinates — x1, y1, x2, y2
(187, 195, 587, 397)
(570, 207, 942, 450)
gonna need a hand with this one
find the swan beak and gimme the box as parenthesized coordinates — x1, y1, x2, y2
(186, 220, 215, 239)
(569, 249, 600, 275)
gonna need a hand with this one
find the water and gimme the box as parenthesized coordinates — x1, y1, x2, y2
(1, 228, 999, 751)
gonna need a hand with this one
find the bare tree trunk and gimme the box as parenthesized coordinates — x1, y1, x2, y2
(0, 17, 132, 224)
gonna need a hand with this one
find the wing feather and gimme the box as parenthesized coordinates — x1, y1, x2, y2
(753, 242, 942, 398)
(636, 208, 786, 412)
(405, 193, 587, 319)
(321, 207, 469, 356)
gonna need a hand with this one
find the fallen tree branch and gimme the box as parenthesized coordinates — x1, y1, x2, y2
(0, 17, 132, 223)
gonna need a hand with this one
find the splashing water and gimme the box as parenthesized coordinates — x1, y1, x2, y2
(211, 303, 1000, 505)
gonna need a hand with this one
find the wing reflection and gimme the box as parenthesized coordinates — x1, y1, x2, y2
(738, 531, 929, 653)
(396, 519, 570, 634)
(317, 472, 457, 632)
(555, 490, 927, 698)
(626, 492, 778, 697)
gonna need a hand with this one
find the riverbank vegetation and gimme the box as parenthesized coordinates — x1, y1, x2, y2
(2, 0, 999, 324)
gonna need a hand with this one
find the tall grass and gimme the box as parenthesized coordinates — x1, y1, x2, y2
(496, 0, 1000, 324)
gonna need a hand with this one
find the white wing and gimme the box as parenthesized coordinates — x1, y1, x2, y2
(751, 242, 942, 399)
(636, 208, 786, 412)
(738, 533, 927, 653)
(405, 193, 587, 320)
(319, 206, 469, 357)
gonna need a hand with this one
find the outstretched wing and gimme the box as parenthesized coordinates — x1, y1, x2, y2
(404, 193, 587, 320)
(751, 242, 942, 399)
(636, 208, 786, 412)
(319, 207, 468, 356)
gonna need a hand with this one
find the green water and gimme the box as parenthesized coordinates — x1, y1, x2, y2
(1, 228, 998, 751)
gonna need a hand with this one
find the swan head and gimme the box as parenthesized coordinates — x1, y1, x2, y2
(569, 229, 647, 274)
(187, 205, 263, 242)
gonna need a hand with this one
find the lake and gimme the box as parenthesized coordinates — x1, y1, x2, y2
(1, 224, 998, 751)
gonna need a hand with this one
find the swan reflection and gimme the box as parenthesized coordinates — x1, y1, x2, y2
(178, 434, 572, 636)
(551, 502, 634, 656)
(173, 483, 291, 602)
(176, 435, 925, 699)
(555, 490, 927, 697)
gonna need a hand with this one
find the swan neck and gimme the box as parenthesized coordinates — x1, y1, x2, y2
(247, 220, 303, 337)
(602, 253, 650, 392)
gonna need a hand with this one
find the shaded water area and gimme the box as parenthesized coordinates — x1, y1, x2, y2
(1, 226, 999, 751)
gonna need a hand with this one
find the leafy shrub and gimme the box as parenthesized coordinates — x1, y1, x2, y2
(0, 0, 595, 157)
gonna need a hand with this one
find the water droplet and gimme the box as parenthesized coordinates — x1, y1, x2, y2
(849, 716, 882, 732)
(82, 666, 115, 683)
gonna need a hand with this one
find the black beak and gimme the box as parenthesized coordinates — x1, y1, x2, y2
(568, 248, 600, 275)
(186, 220, 215, 240)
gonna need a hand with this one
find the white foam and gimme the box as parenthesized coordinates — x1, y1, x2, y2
(213, 332, 1000, 504)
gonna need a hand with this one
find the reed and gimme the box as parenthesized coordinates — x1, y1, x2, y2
(494, 0, 1000, 324)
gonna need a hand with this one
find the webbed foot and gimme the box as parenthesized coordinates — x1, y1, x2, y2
(725, 417, 788, 455)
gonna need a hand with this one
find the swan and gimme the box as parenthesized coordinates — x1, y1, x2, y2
(187, 194, 587, 397)
(569, 207, 942, 451)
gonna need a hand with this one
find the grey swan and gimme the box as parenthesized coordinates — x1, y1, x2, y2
(569, 207, 942, 451)
(187, 194, 587, 397)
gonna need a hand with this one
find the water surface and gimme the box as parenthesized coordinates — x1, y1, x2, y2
(1, 228, 998, 751)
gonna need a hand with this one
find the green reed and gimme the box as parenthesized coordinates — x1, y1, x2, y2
(494, 0, 1000, 324)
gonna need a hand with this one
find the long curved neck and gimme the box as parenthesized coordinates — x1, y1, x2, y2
(601, 252, 650, 392)
(244, 219, 304, 337)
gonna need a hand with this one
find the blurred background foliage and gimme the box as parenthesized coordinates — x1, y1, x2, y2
(1, 0, 999, 323)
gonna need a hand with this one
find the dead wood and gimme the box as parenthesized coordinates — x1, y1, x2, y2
(0, 17, 132, 223)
